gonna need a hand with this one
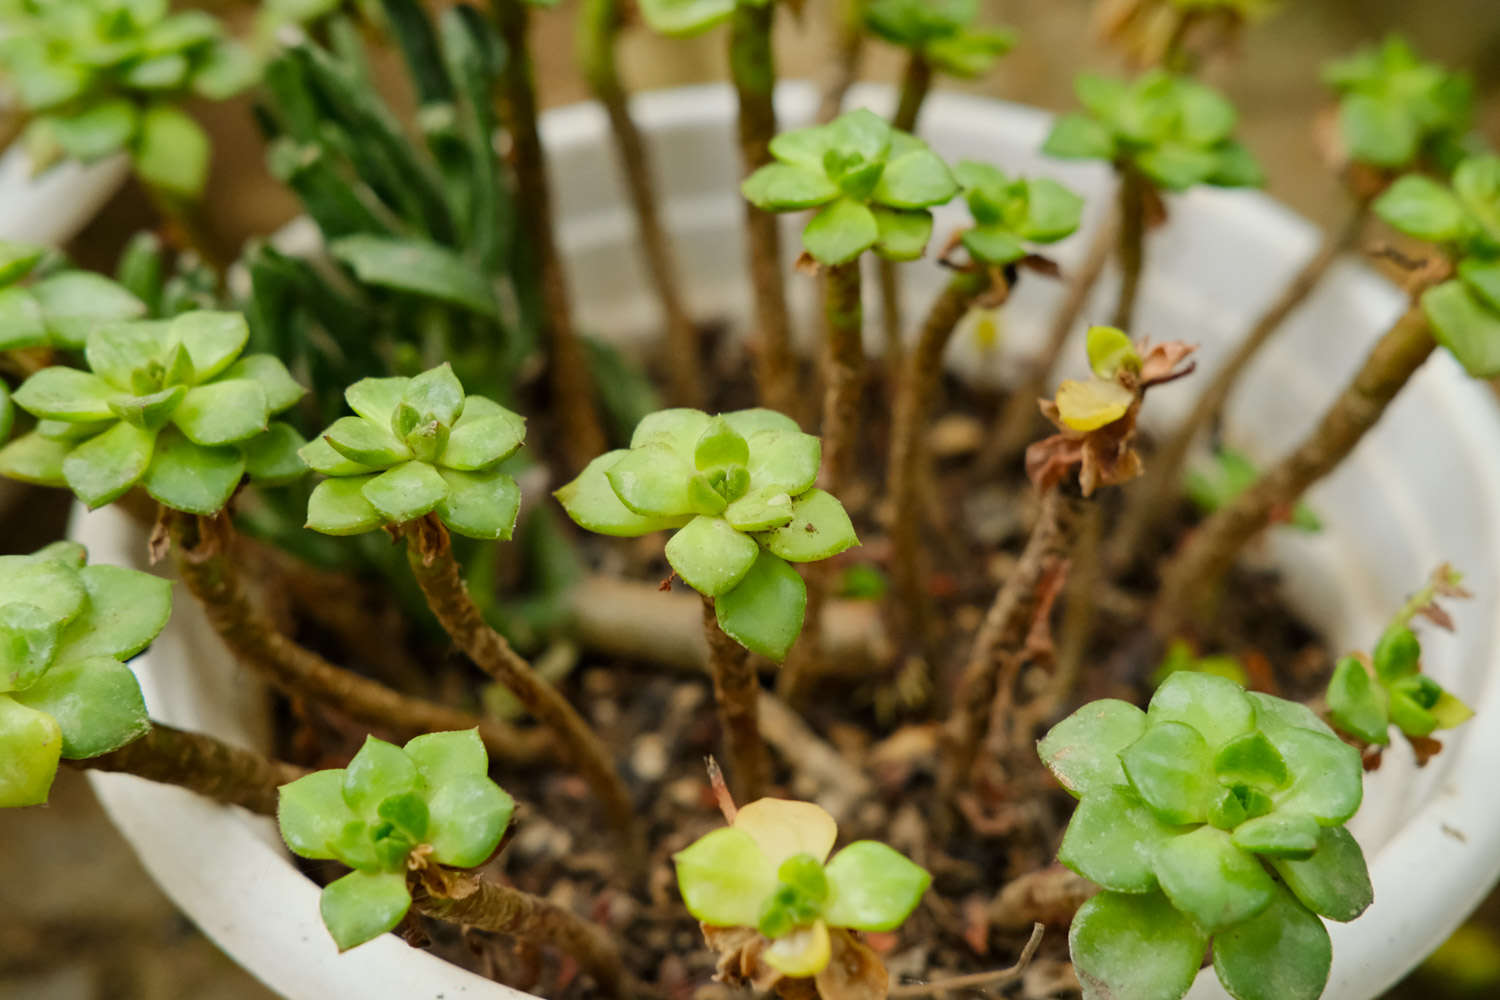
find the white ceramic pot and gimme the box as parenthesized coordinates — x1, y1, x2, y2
(77, 83, 1500, 1000)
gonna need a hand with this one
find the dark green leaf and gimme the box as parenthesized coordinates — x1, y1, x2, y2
(1421, 279, 1500, 378)
(63, 421, 155, 508)
(12, 654, 149, 759)
(1069, 890, 1207, 1000)
(742, 163, 840, 211)
(1326, 657, 1389, 745)
(1212, 882, 1331, 1000)
(436, 467, 520, 541)
(1270, 825, 1373, 922)
(331, 235, 498, 319)
(1058, 785, 1179, 893)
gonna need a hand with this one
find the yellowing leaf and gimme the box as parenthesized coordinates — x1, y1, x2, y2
(762, 919, 832, 978)
(733, 797, 838, 867)
(1055, 378, 1134, 431)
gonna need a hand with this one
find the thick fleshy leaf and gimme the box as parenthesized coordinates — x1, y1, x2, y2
(631, 408, 712, 454)
(425, 774, 514, 868)
(1373, 175, 1470, 244)
(84, 321, 170, 391)
(0, 695, 63, 807)
(742, 163, 840, 211)
(322, 416, 409, 468)
(1232, 811, 1320, 859)
(1212, 882, 1332, 1000)
(319, 870, 412, 951)
(108, 385, 185, 432)
(1086, 326, 1140, 379)
(278, 769, 357, 860)
(173, 379, 270, 446)
(307, 477, 383, 535)
(763, 921, 832, 977)
(1136, 143, 1221, 192)
(746, 430, 820, 495)
(32, 274, 146, 349)
(0, 432, 68, 486)
(345, 377, 409, 427)
(360, 461, 449, 524)
(803, 199, 879, 266)
(439, 397, 525, 471)
(1372, 623, 1420, 682)
(1018, 178, 1086, 242)
(1428, 687, 1475, 730)
(724, 485, 796, 532)
(13, 368, 118, 422)
(723, 409, 800, 439)
(873, 149, 958, 210)
(222, 355, 304, 413)
(636, 0, 737, 36)
(606, 444, 697, 518)
(674, 827, 778, 926)
(12, 654, 149, 758)
(342, 736, 422, 817)
(762, 489, 858, 563)
(0, 286, 47, 351)
(961, 225, 1027, 265)
(821, 841, 929, 931)
(331, 236, 498, 318)
(1058, 785, 1179, 893)
(0, 603, 61, 692)
(0, 242, 46, 285)
(142, 428, 244, 515)
(1148, 671, 1255, 749)
(63, 420, 155, 508)
(55, 565, 171, 662)
(298, 435, 374, 477)
(1069, 890, 1207, 1000)
(1267, 727, 1363, 825)
(0, 556, 86, 624)
(1326, 657, 1390, 745)
(436, 468, 520, 541)
(1054, 378, 1133, 432)
(1119, 721, 1215, 825)
(735, 798, 839, 867)
(1246, 691, 1336, 739)
(1340, 93, 1419, 168)
(1421, 279, 1500, 378)
(1153, 826, 1275, 932)
(871, 207, 933, 262)
(693, 416, 750, 471)
(395, 365, 466, 434)
(170, 311, 249, 382)
(1038, 698, 1146, 798)
(1213, 731, 1289, 789)
(1460, 259, 1500, 314)
(665, 516, 760, 597)
(133, 105, 211, 198)
(404, 729, 486, 790)
(242, 423, 309, 484)
(714, 551, 807, 662)
(1043, 113, 1115, 161)
(1270, 825, 1373, 922)
(555, 451, 684, 537)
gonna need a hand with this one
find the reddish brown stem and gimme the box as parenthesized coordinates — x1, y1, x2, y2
(702, 596, 768, 802)
(1112, 165, 1148, 330)
(818, 259, 865, 496)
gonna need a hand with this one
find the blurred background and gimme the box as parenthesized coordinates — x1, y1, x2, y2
(3, 0, 1499, 997)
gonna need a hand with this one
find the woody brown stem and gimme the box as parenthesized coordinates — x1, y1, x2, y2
(732, 2, 799, 417)
(1154, 300, 1439, 634)
(165, 511, 546, 766)
(887, 273, 987, 647)
(1112, 165, 1148, 330)
(986, 211, 1118, 470)
(494, 0, 607, 474)
(581, 0, 702, 407)
(1110, 198, 1372, 571)
(400, 518, 641, 853)
(72, 722, 305, 816)
(410, 871, 637, 998)
(701, 596, 768, 802)
(819, 259, 865, 496)
(943, 486, 1083, 791)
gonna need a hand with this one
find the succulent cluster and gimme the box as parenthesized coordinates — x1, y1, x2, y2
(1374, 154, 1500, 377)
(0, 542, 169, 807)
(0, 310, 306, 513)
(0, 240, 146, 353)
(0, 0, 254, 196)
(1094, 0, 1278, 67)
(1040, 672, 1373, 1000)
(864, 0, 1017, 79)
(277, 730, 515, 951)
(1322, 35, 1475, 172)
(742, 108, 960, 266)
(557, 408, 857, 661)
(951, 161, 1085, 266)
(300, 364, 526, 540)
(674, 797, 929, 980)
(1043, 70, 1263, 192)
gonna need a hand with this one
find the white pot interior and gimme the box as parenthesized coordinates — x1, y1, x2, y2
(77, 82, 1500, 1000)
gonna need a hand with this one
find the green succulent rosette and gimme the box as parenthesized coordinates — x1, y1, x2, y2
(951, 161, 1084, 266)
(300, 363, 527, 541)
(0, 541, 170, 807)
(277, 730, 515, 951)
(1327, 622, 1472, 749)
(742, 108, 961, 266)
(1373, 154, 1500, 378)
(1043, 70, 1263, 192)
(1040, 672, 1372, 1000)
(0, 0, 256, 197)
(863, 0, 1016, 78)
(636, 0, 771, 38)
(1322, 35, 1475, 173)
(555, 408, 858, 662)
(0, 240, 147, 353)
(0, 310, 306, 513)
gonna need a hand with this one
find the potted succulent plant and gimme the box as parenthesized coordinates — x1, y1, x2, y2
(4, 2, 1500, 1000)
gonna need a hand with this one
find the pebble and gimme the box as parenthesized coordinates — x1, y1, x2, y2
(631, 733, 669, 781)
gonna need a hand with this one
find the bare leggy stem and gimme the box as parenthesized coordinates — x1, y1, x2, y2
(400, 518, 640, 853)
(1112, 165, 1148, 330)
(985, 209, 1119, 469)
(493, 0, 606, 474)
(580, 0, 702, 407)
(701, 596, 768, 802)
(164, 511, 546, 766)
(887, 272, 987, 646)
(1154, 300, 1438, 634)
(816, 0, 866, 123)
(819, 259, 866, 496)
(1109, 198, 1371, 570)
(943, 486, 1083, 790)
(72, 721, 305, 816)
(892, 53, 933, 134)
(872, 54, 935, 377)
(410, 871, 637, 998)
(731, 2, 799, 417)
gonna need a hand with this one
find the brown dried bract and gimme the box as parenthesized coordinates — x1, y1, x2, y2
(702, 925, 890, 1000)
